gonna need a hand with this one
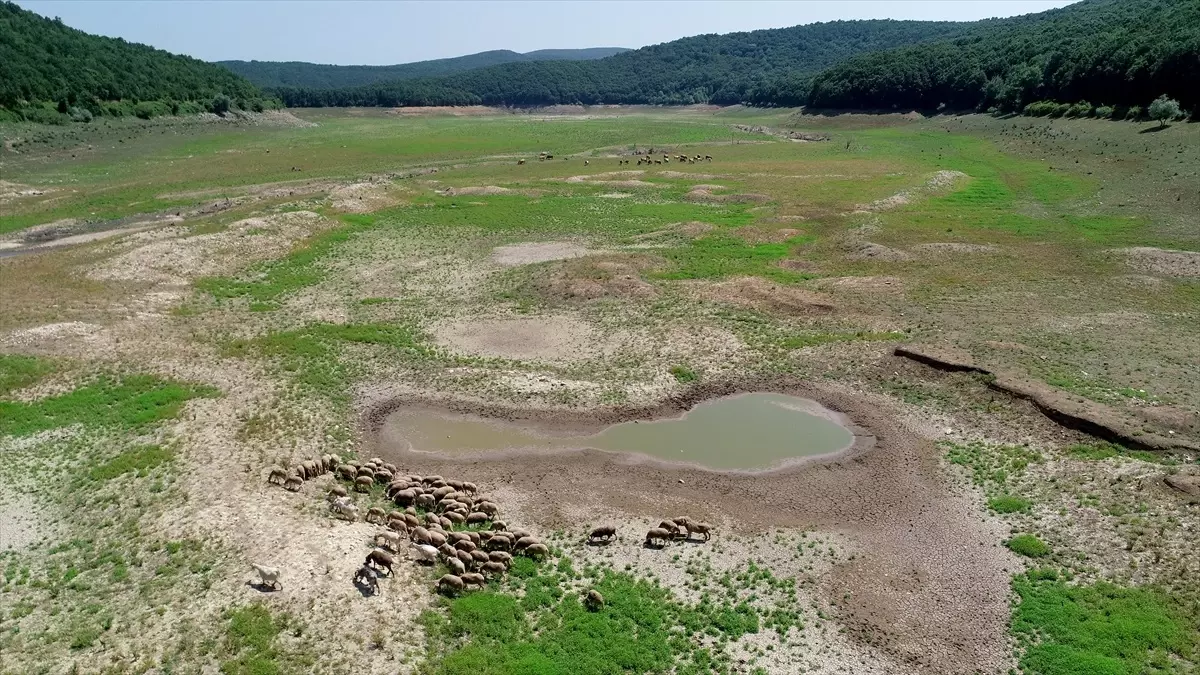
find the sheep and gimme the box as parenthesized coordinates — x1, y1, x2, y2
(486, 534, 513, 551)
(366, 507, 387, 525)
(354, 476, 373, 493)
(387, 519, 409, 536)
(462, 482, 478, 494)
(368, 457, 384, 465)
(439, 516, 454, 531)
(517, 159, 526, 165)
(305, 459, 322, 478)
(327, 485, 348, 501)
(456, 549, 475, 569)
(685, 521, 713, 541)
(251, 563, 281, 590)
(659, 520, 684, 538)
(466, 531, 482, 546)
(387, 510, 405, 523)
(488, 551, 513, 566)
(411, 543, 439, 564)
(381, 462, 397, 475)
(433, 485, 455, 500)
(453, 540, 477, 553)
(391, 488, 416, 505)
(415, 494, 437, 509)
(466, 512, 490, 525)
(427, 530, 448, 548)
(332, 502, 359, 521)
(284, 474, 303, 492)
(322, 453, 338, 472)
(584, 160, 590, 166)
(671, 516, 693, 532)
(588, 525, 617, 543)
(437, 574, 465, 595)
(509, 528, 531, 540)
(402, 513, 421, 529)
(585, 589, 605, 611)
(373, 469, 393, 485)
(337, 465, 357, 481)
(375, 531, 402, 553)
(422, 474, 444, 485)
(447, 479, 464, 490)
(476, 501, 499, 516)
(490, 520, 507, 532)
(461, 572, 486, 589)
(444, 511, 466, 525)
(267, 466, 287, 485)
(366, 549, 395, 576)
(644, 528, 672, 547)
(356, 466, 376, 480)
(424, 512, 441, 526)
(523, 543, 549, 559)
(514, 536, 538, 551)
(447, 557, 467, 576)
(353, 565, 379, 594)
(470, 550, 490, 566)
(480, 561, 507, 577)
(410, 526, 431, 545)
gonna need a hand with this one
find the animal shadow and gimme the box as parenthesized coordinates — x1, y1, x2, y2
(246, 580, 280, 594)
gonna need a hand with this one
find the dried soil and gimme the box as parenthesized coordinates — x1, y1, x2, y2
(489, 241, 593, 266)
(1113, 247, 1200, 278)
(430, 315, 600, 362)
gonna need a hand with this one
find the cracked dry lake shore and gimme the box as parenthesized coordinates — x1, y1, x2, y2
(1, 107, 1198, 675)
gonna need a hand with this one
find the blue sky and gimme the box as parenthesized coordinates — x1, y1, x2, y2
(17, 0, 1077, 65)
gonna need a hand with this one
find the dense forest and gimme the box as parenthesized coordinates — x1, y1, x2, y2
(220, 48, 628, 90)
(808, 0, 1200, 113)
(0, 1, 265, 121)
(272, 20, 969, 108)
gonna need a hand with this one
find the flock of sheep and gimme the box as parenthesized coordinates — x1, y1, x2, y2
(515, 150, 713, 166)
(262, 453, 714, 599)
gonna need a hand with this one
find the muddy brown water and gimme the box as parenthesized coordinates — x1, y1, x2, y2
(381, 392, 854, 471)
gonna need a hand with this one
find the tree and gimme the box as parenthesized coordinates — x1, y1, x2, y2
(1148, 94, 1181, 128)
(210, 93, 231, 115)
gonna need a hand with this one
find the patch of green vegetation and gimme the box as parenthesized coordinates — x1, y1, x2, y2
(420, 561, 759, 674)
(1066, 442, 1167, 464)
(945, 441, 1043, 488)
(0, 375, 218, 437)
(359, 296, 395, 305)
(226, 322, 433, 401)
(0, 353, 57, 396)
(221, 604, 286, 675)
(780, 330, 906, 350)
(88, 444, 174, 481)
(988, 494, 1031, 514)
(654, 235, 809, 282)
(1007, 534, 1051, 558)
(669, 365, 697, 383)
(1043, 371, 1158, 405)
(1012, 575, 1194, 675)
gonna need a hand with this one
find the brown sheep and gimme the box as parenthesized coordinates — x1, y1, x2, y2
(508, 528, 531, 540)
(444, 511, 466, 525)
(373, 469, 393, 485)
(327, 485, 348, 501)
(387, 510, 404, 523)
(267, 466, 287, 485)
(454, 540, 477, 553)
(356, 466, 375, 479)
(685, 521, 713, 541)
(415, 494, 437, 509)
(455, 549, 474, 569)
(488, 551, 513, 566)
(353, 565, 379, 594)
(461, 572, 486, 589)
(424, 512, 441, 526)
(366, 549, 395, 576)
(381, 462, 397, 475)
(410, 526, 431, 545)
(337, 465, 357, 481)
(523, 543, 549, 559)
(486, 534, 513, 551)
(387, 519, 409, 535)
(659, 520, 684, 538)
(354, 475, 373, 493)
(391, 488, 416, 505)
(402, 513, 421, 529)
(284, 474, 303, 492)
(490, 521, 507, 531)
(447, 479, 464, 490)
(480, 561, 507, 577)
(644, 528, 672, 548)
(437, 574, 464, 595)
(466, 531, 482, 546)
(466, 512, 490, 525)
(368, 457, 384, 466)
(475, 501, 499, 516)
(428, 530, 448, 548)
(438, 516, 454, 531)
(305, 459, 322, 477)
(588, 525, 617, 543)
(469, 550, 490, 566)
(432, 485, 455, 500)
(462, 482, 478, 494)
(585, 589, 605, 611)
(514, 536, 538, 551)
(366, 507, 386, 525)
(422, 474, 444, 485)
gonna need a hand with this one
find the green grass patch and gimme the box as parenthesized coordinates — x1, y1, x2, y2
(1066, 442, 1166, 464)
(1007, 534, 1051, 558)
(88, 444, 174, 481)
(988, 494, 1031, 514)
(0, 353, 57, 397)
(1012, 575, 1194, 675)
(0, 375, 218, 437)
(669, 365, 697, 383)
(780, 330, 905, 350)
(654, 235, 807, 282)
(946, 441, 1043, 488)
(221, 604, 285, 675)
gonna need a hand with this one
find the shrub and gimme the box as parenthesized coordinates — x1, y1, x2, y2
(20, 105, 68, 125)
(211, 94, 232, 115)
(1023, 101, 1058, 117)
(1066, 100, 1092, 118)
(1148, 95, 1181, 127)
(133, 101, 168, 120)
(1125, 105, 1142, 120)
(1094, 105, 1114, 119)
(68, 106, 92, 123)
(1007, 534, 1050, 558)
(669, 365, 698, 383)
(988, 494, 1031, 513)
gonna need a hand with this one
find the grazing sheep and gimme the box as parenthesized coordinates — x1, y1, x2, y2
(486, 534, 513, 551)
(470, 550, 490, 565)
(685, 521, 713, 541)
(422, 474, 444, 485)
(514, 536, 538, 551)
(354, 476, 373, 493)
(523, 543, 549, 559)
(454, 540, 477, 553)
(327, 485, 348, 501)
(284, 474, 303, 492)
(402, 513, 421, 529)
(410, 526, 431, 544)
(437, 574, 465, 595)
(375, 531, 402, 552)
(488, 551, 513, 566)
(387, 510, 405, 523)
(480, 561, 507, 577)
(305, 459, 322, 478)
(438, 516, 454, 531)
(444, 511, 466, 525)
(659, 520, 683, 538)
(392, 488, 416, 505)
(466, 531, 481, 546)
(321, 454, 337, 472)
(509, 528, 531, 540)
(267, 466, 287, 485)
(251, 563, 281, 590)
(373, 469, 393, 485)
(332, 502, 358, 521)
(585, 589, 605, 611)
(411, 543, 439, 564)
(387, 519, 409, 535)
(671, 517, 693, 532)
(428, 530, 448, 548)
(644, 528, 672, 547)
(588, 525, 617, 543)
(381, 462, 397, 475)
(337, 465, 357, 481)
(462, 482, 478, 494)
(366, 549, 395, 576)
(466, 512, 490, 525)
(490, 521, 507, 531)
(433, 485, 455, 500)
(447, 479, 464, 490)
(366, 507, 387, 525)
(476, 501, 499, 516)
(456, 549, 475, 569)
(415, 494, 437, 509)
(353, 565, 379, 594)
(424, 512, 440, 526)
(368, 457, 384, 465)
(461, 572, 486, 589)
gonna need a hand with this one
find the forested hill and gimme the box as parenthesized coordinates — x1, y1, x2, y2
(0, 1, 259, 112)
(808, 0, 1200, 113)
(220, 48, 630, 90)
(272, 19, 969, 108)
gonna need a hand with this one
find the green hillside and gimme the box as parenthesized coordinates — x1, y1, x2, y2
(0, 1, 263, 120)
(220, 48, 629, 90)
(808, 0, 1200, 113)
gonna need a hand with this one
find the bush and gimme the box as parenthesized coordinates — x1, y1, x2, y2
(988, 494, 1031, 513)
(1066, 100, 1092, 118)
(1125, 106, 1142, 120)
(67, 106, 93, 123)
(1094, 105, 1114, 119)
(1007, 534, 1050, 558)
(1023, 101, 1058, 117)
(211, 94, 232, 115)
(133, 101, 168, 120)
(1148, 95, 1181, 127)
(20, 105, 68, 125)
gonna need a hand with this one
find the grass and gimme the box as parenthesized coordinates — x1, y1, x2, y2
(419, 559, 762, 675)
(988, 494, 1032, 514)
(0, 353, 57, 396)
(669, 365, 698, 383)
(1007, 534, 1051, 558)
(88, 444, 174, 481)
(221, 604, 287, 675)
(0, 375, 219, 436)
(780, 330, 906, 350)
(1067, 442, 1165, 464)
(1012, 574, 1194, 675)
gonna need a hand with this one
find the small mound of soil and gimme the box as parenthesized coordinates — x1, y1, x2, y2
(684, 186, 770, 204)
(330, 181, 405, 213)
(531, 254, 660, 303)
(776, 258, 824, 274)
(818, 276, 904, 293)
(685, 277, 836, 316)
(858, 170, 967, 212)
(843, 241, 912, 262)
(443, 185, 513, 196)
(431, 315, 598, 361)
(731, 226, 803, 244)
(490, 241, 592, 266)
(678, 221, 716, 239)
(911, 243, 998, 255)
(1112, 247, 1200, 278)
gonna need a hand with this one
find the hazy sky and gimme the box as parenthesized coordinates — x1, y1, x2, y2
(17, 0, 1077, 65)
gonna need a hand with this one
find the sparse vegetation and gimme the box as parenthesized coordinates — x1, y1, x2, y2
(1007, 534, 1051, 558)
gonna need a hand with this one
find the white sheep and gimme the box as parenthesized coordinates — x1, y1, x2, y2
(251, 563, 281, 590)
(410, 543, 438, 564)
